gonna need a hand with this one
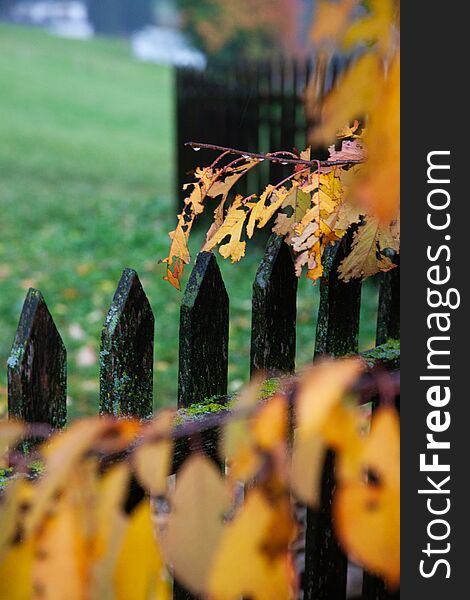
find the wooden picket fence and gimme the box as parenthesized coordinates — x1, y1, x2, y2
(175, 56, 348, 204)
(6, 233, 399, 600)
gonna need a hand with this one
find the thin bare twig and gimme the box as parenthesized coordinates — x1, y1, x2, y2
(186, 141, 364, 169)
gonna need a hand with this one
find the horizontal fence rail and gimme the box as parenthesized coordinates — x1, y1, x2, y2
(5, 233, 400, 600)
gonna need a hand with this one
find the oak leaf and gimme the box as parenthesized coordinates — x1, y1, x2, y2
(203, 195, 247, 262)
(338, 218, 397, 281)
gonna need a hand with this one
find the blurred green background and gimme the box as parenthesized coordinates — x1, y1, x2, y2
(0, 23, 378, 418)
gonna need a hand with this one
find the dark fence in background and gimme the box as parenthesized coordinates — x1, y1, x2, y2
(175, 56, 347, 204)
(7, 230, 400, 600)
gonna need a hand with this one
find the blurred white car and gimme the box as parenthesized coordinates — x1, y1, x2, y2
(131, 26, 206, 70)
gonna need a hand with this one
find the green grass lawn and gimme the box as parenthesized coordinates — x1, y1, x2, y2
(0, 24, 379, 419)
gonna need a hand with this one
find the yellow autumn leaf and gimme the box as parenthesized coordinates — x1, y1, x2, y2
(90, 464, 129, 600)
(246, 186, 289, 238)
(114, 500, 169, 600)
(206, 159, 260, 243)
(251, 393, 287, 452)
(0, 478, 31, 560)
(334, 407, 400, 587)
(290, 431, 326, 507)
(272, 185, 312, 239)
(335, 483, 399, 588)
(0, 537, 34, 600)
(26, 418, 139, 535)
(338, 218, 397, 281)
(164, 454, 229, 594)
(208, 490, 297, 600)
(33, 492, 89, 600)
(203, 195, 247, 262)
(162, 166, 222, 287)
(296, 358, 363, 438)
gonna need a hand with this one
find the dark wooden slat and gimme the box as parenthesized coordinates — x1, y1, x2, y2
(173, 580, 198, 600)
(304, 231, 362, 600)
(8, 288, 66, 427)
(178, 252, 229, 408)
(376, 258, 400, 345)
(100, 268, 154, 418)
(304, 451, 348, 600)
(174, 252, 228, 600)
(362, 572, 400, 600)
(314, 230, 362, 357)
(250, 234, 297, 376)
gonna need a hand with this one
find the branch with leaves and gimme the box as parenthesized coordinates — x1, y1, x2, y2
(163, 133, 398, 290)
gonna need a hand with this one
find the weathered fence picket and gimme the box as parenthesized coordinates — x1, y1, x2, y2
(178, 251, 229, 408)
(5, 226, 400, 599)
(303, 232, 363, 600)
(250, 234, 297, 375)
(8, 288, 66, 428)
(100, 268, 154, 418)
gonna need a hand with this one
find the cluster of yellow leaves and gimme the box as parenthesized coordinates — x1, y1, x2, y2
(163, 0, 400, 289)
(1, 358, 399, 599)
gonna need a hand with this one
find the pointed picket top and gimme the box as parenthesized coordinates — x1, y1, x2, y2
(100, 269, 154, 418)
(8, 288, 66, 427)
(250, 234, 297, 376)
(178, 252, 229, 408)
